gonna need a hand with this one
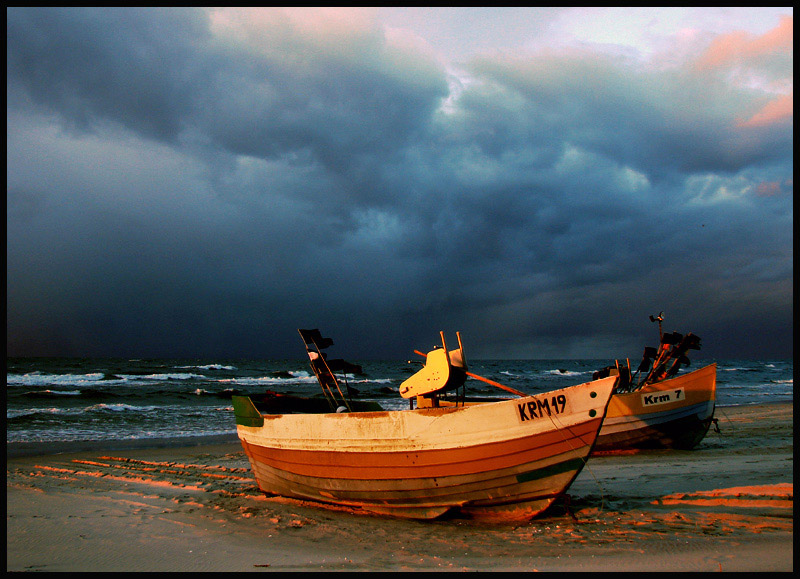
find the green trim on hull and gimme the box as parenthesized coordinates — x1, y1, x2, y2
(232, 395, 264, 427)
(515, 457, 586, 484)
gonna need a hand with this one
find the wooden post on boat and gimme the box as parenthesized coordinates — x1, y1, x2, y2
(317, 351, 352, 412)
(298, 329, 352, 412)
(440, 331, 451, 367)
(456, 332, 467, 405)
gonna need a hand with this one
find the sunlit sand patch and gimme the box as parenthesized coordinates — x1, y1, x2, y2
(97, 456, 251, 473)
(26, 466, 80, 482)
(513, 485, 794, 550)
(653, 483, 793, 510)
(39, 465, 207, 492)
(11, 456, 260, 501)
(74, 457, 254, 482)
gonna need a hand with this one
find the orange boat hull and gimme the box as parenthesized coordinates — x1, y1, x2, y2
(233, 377, 616, 521)
(593, 363, 717, 453)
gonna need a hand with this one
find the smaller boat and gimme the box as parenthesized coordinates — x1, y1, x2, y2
(232, 330, 617, 521)
(591, 313, 717, 453)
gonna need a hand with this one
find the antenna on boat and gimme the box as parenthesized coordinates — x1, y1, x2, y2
(649, 311, 664, 341)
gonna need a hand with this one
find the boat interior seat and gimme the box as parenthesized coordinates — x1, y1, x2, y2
(399, 346, 466, 399)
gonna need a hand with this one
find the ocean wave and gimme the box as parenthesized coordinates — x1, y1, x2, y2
(7, 371, 209, 387)
(88, 403, 162, 413)
(347, 377, 394, 385)
(8, 403, 166, 419)
(8, 372, 110, 386)
(7, 407, 73, 419)
(177, 364, 238, 371)
(21, 389, 83, 397)
(544, 369, 585, 377)
(191, 387, 247, 399)
(216, 371, 319, 386)
(127, 373, 206, 381)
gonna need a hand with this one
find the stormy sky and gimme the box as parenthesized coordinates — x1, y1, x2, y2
(7, 7, 793, 360)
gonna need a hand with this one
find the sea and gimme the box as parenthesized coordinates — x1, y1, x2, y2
(6, 357, 793, 456)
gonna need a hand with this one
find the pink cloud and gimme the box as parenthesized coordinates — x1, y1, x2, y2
(693, 16, 793, 129)
(695, 15, 793, 71)
(755, 178, 793, 197)
(756, 181, 781, 196)
(739, 92, 793, 128)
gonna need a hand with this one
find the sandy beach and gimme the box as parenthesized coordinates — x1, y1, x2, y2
(7, 402, 792, 572)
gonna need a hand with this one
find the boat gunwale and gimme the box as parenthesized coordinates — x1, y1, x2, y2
(234, 377, 617, 454)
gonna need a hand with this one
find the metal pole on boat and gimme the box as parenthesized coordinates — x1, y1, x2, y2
(650, 311, 664, 341)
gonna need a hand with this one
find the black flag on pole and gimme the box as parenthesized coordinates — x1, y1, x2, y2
(298, 329, 334, 350)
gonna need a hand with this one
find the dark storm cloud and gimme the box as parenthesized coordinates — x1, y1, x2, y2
(6, 7, 793, 360)
(6, 7, 208, 141)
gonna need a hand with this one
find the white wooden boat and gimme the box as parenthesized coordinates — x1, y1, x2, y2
(232, 330, 616, 521)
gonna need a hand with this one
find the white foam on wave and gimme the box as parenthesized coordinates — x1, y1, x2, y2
(88, 403, 162, 413)
(218, 371, 320, 386)
(544, 369, 585, 377)
(178, 364, 238, 371)
(129, 373, 205, 381)
(22, 389, 83, 396)
(8, 372, 108, 386)
(7, 407, 66, 418)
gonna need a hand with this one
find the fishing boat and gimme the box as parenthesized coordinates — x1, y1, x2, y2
(591, 313, 717, 453)
(232, 329, 616, 521)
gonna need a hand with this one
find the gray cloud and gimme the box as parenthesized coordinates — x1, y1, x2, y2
(6, 7, 793, 360)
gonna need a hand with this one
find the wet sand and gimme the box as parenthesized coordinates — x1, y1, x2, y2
(7, 402, 793, 572)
